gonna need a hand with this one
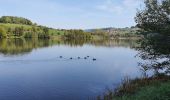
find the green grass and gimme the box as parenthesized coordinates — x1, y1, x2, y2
(112, 81, 170, 100)
(48, 29, 65, 35)
(0, 23, 33, 28)
(98, 75, 170, 100)
(0, 23, 65, 35)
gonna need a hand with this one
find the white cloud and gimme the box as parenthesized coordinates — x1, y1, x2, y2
(0, 0, 143, 29)
(96, 0, 123, 14)
(96, 0, 142, 14)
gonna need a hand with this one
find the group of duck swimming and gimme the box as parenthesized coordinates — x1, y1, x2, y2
(59, 56, 97, 61)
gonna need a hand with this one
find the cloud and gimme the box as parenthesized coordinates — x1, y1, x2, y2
(96, 0, 142, 14)
(0, 0, 143, 29)
(96, 0, 123, 14)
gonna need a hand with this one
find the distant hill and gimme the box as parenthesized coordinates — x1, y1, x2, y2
(85, 27, 140, 34)
(0, 16, 67, 38)
(0, 16, 91, 39)
(85, 27, 141, 38)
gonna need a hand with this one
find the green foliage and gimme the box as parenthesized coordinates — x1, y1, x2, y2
(0, 23, 64, 39)
(64, 30, 92, 39)
(90, 28, 140, 38)
(0, 16, 93, 39)
(24, 32, 32, 38)
(13, 27, 24, 37)
(43, 27, 49, 34)
(38, 32, 50, 39)
(0, 27, 7, 38)
(0, 16, 33, 25)
(91, 29, 109, 38)
(112, 81, 170, 100)
(135, 0, 170, 34)
(98, 76, 170, 100)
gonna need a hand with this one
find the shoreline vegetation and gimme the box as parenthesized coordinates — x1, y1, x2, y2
(97, 35, 170, 100)
(0, 16, 141, 40)
(98, 0, 170, 99)
(97, 75, 170, 100)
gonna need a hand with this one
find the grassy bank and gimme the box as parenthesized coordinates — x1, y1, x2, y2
(98, 75, 170, 100)
(115, 81, 170, 100)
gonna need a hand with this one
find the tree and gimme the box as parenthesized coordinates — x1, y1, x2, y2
(137, 34, 170, 76)
(63, 29, 92, 39)
(135, 0, 170, 34)
(13, 27, 24, 37)
(43, 27, 50, 38)
(24, 32, 32, 38)
(0, 16, 33, 25)
(0, 27, 7, 38)
(43, 27, 49, 34)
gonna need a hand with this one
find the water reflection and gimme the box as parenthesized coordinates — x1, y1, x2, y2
(136, 34, 170, 76)
(0, 38, 139, 56)
(0, 38, 140, 100)
(0, 39, 52, 56)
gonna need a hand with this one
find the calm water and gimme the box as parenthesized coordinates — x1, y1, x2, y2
(0, 39, 141, 100)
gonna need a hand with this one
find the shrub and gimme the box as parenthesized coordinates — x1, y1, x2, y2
(0, 27, 7, 38)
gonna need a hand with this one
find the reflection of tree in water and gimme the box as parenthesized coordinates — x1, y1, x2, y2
(0, 39, 31, 55)
(0, 38, 51, 55)
(63, 39, 139, 48)
(89, 39, 139, 48)
(136, 34, 170, 76)
(0, 38, 139, 56)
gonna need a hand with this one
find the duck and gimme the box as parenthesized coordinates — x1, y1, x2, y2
(92, 58, 97, 61)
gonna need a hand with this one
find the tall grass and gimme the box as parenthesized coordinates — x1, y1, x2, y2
(97, 74, 170, 100)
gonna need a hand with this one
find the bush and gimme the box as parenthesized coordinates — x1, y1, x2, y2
(24, 32, 32, 38)
(0, 27, 7, 38)
(0, 16, 33, 25)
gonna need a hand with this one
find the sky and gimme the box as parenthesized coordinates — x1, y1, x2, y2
(0, 0, 143, 29)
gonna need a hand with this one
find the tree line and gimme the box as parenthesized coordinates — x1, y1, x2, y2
(0, 25, 50, 39)
(0, 16, 33, 25)
(0, 16, 92, 39)
(64, 30, 92, 39)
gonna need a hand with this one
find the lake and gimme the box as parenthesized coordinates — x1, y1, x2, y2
(0, 39, 141, 100)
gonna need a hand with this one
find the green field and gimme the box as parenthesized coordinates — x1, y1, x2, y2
(0, 23, 65, 36)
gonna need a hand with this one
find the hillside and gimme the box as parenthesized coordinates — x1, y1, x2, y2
(0, 16, 91, 39)
(0, 16, 140, 39)
(0, 16, 66, 38)
(0, 23, 64, 36)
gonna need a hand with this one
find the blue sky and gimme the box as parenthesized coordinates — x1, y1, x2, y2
(0, 0, 142, 29)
